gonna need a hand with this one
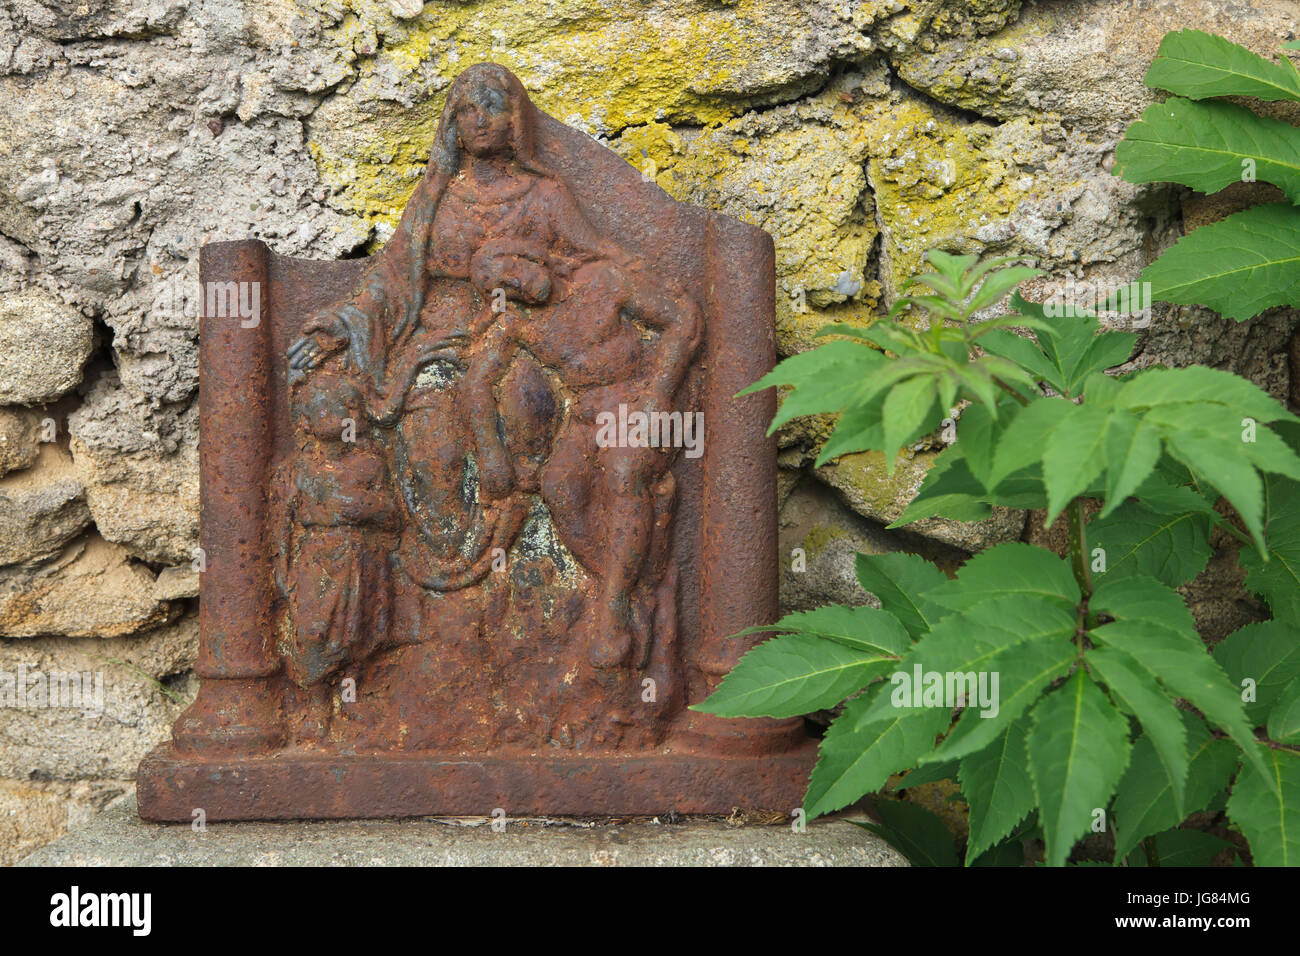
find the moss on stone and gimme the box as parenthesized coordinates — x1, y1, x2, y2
(817, 448, 931, 523)
(801, 522, 851, 561)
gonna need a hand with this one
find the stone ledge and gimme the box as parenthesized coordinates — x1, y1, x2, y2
(20, 794, 907, 867)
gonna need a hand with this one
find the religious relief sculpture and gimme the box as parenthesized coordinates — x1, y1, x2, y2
(138, 64, 817, 821)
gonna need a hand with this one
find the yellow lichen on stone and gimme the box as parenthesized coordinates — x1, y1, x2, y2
(615, 121, 686, 191)
(926, 0, 1022, 37)
(302, 1, 1036, 339)
(891, 7, 1054, 117)
(304, 0, 883, 234)
(868, 96, 1042, 296)
(774, 399, 838, 456)
(306, 106, 437, 228)
(613, 79, 891, 355)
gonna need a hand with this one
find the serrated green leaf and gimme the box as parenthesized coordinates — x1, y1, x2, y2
(1091, 573, 1200, 634)
(895, 759, 959, 790)
(1141, 402, 1300, 486)
(1266, 681, 1300, 743)
(1112, 713, 1238, 861)
(970, 839, 1025, 867)
(906, 269, 964, 302)
(1035, 312, 1105, 398)
(927, 630, 1077, 762)
(926, 542, 1080, 611)
(854, 800, 960, 867)
(891, 452, 994, 526)
(804, 692, 951, 819)
(1242, 422, 1300, 481)
(1139, 203, 1300, 321)
(1072, 330, 1139, 388)
(1115, 98, 1300, 204)
(767, 376, 865, 433)
(853, 551, 950, 639)
(982, 466, 1049, 511)
(965, 255, 1032, 287)
(1143, 29, 1300, 103)
(1241, 474, 1300, 625)
(1130, 472, 1219, 517)
(960, 718, 1035, 864)
(694, 633, 897, 719)
(1009, 291, 1068, 321)
(1081, 371, 1122, 408)
(983, 355, 1039, 399)
(1098, 413, 1159, 516)
(1273, 418, 1300, 454)
(876, 595, 1076, 745)
(925, 249, 980, 284)
(1227, 745, 1300, 866)
(1116, 364, 1300, 424)
(882, 374, 940, 471)
(990, 398, 1072, 488)
(815, 392, 887, 464)
(1090, 618, 1269, 783)
(734, 605, 912, 656)
(742, 338, 883, 397)
(1144, 828, 1237, 867)
(967, 266, 1044, 315)
(939, 337, 970, 364)
(1212, 619, 1300, 724)
(1088, 647, 1189, 815)
(1043, 402, 1111, 523)
(979, 329, 1063, 390)
(1028, 672, 1134, 867)
(1165, 426, 1266, 550)
(767, 351, 950, 435)
(1088, 500, 1214, 586)
(951, 359, 1004, 411)
(826, 321, 918, 354)
(954, 401, 1000, 491)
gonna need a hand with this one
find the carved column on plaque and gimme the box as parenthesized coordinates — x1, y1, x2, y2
(683, 214, 808, 754)
(171, 241, 284, 755)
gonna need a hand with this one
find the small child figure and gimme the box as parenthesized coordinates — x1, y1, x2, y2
(272, 340, 455, 742)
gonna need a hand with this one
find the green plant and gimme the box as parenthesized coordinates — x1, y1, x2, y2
(695, 240, 1300, 864)
(1114, 29, 1300, 319)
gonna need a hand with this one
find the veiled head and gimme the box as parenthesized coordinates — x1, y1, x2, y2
(432, 63, 537, 174)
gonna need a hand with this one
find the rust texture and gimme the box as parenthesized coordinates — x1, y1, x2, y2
(139, 64, 816, 821)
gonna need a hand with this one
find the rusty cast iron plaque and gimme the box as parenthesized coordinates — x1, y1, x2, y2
(137, 64, 816, 821)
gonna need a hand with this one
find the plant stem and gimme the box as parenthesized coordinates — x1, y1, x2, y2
(1068, 497, 1092, 654)
(993, 377, 1031, 406)
(1068, 498, 1093, 600)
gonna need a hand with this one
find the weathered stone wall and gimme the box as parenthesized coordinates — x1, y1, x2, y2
(1, 0, 1296, 861)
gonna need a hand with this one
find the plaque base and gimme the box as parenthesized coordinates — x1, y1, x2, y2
(136, 741, 820, 822)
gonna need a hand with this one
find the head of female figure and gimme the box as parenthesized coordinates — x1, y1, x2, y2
(432, 63, 538, 174)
